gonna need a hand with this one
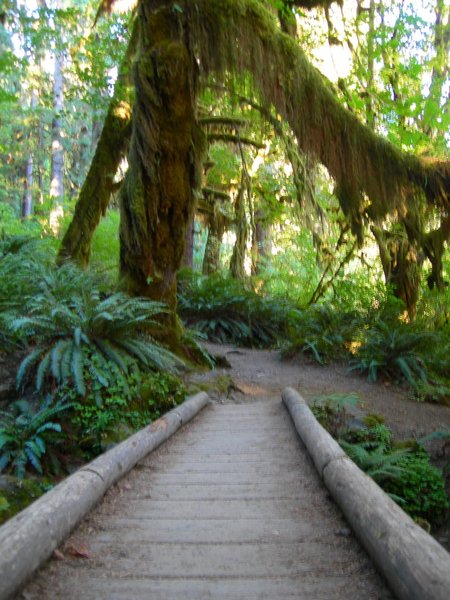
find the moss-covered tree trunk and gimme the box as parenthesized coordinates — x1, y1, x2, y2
(57, 28, 136, 266)
(252, 212, 271, 275)
(230, 175, 249, 280)
(203, 214, 225, 275)
(119, 6, 202, 344)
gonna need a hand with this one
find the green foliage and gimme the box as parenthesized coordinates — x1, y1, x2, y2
(258, 229, 319, 306)
(89, 209, 120, 282)
(0, 398, 69, 478)
(0, 496, 9, 514)
(140, 371, 186, 416)
(338, 418, 408, 489)
(339, 439, 409, 486)
(312, 393, 449, 525)
(0, 1, 131, 215)
(62, 363, 186, 454)
(383, 452, 449, 523)
(280, 292, 449, 402)
(0, 313, 15, 353)
(11, 262, 178, 394)
(350, 320, 435, 388)
(178, 272, 292, 347)
(0, 476, 51, 526)
(339, 422, 448, 524)
(180, 327, 216, 368)
(66, 360, 139, 453)
(310, 392, 359, 437)
(283, 304, 359, 364)
(0, 206, 44, 239)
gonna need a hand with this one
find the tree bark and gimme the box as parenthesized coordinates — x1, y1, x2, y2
(22, 156, 33, 218)
(230, 174, 249, 280)
(252, 208, 271, 275)
(22, 89, 38, 218)
(423, 215, 450, 291)
(203, 215, 225, 275)
(118, 5, 203, 344)
(50, 49, 64, 200)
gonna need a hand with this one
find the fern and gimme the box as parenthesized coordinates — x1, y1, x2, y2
(0, 398, 70, 478)
(283, 304, 360, 364)
(13, 283, 180, 395)
(349, 320, 440, 390)
(178, 271, 290, 347)
(340, 440, 410, 484)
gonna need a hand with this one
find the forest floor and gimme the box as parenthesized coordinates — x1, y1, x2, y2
(188, 342, 450, 550)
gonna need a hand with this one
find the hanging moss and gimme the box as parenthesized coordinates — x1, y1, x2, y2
(185, 0, 448, 239)
(92, 0, 447, 339)
(372, 225, 423, 318)
(421, 215, 450, 290)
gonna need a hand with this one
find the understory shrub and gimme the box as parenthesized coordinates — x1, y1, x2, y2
(350, 317, 449, 402)
(13, 289, 178, 395)
(0, 243, 180, 394)
(350, 321, 433, 386)
(283, 304, 361, 364)
(61, 365, 186, 455)
(0, 238, 185, 479)
(383, 450, 449, 523)
(312, 395, 449, 526)
(178, 271, 293, 347)
(310, 392, 359, 437)
(280, 291, 449, 402)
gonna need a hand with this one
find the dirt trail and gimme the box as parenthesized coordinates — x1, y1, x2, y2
(197, 343, 450, 441)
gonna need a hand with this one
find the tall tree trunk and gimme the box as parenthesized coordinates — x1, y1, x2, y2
(22, 88, 38, 218)
(423, 0, 449, 137)
(252, 208, 271, 275)
(22, 156, 33, 218)
(58, 27, 137, 266)
(203, 215, 225, 275)
(49, 47, 64, 231)
(50, 50, 64, 199)
(119, 6, 203, 344)
(365, 0, 376, 129)
(230, 174, 249, 280)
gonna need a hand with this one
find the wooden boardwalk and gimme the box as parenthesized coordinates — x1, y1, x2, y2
(19, 397, 392, 599)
